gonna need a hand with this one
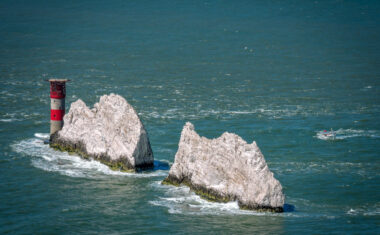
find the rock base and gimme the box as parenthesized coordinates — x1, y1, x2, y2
(162, 175, 284, 213)
(50, 133, 153, 172)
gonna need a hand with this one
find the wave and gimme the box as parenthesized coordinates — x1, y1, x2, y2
(346, 207, 380, 216)
(315, 129, 380, 140)
(139, 105, 312, 120)
(149, 181, 299, 216)
(11, 134, 168, 179)
(150, 180, 379, 217)
(0, 112, 44, 123)
(0, 118, 21, 122)
(34, 133, 50, 139)
(269, 161, 378, 178)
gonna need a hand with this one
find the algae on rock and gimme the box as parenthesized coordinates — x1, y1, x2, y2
(50, 93, 154, 172)
(163, 122, 285, 212)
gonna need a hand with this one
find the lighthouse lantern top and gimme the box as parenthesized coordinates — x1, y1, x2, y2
(48, 78, 69, 99)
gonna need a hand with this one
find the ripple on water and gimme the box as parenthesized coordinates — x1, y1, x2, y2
(138, 105, 332, 121)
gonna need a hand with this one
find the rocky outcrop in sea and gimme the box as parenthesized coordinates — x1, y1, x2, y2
(50, 93, 154, 171)
(163, 122, 285, 212)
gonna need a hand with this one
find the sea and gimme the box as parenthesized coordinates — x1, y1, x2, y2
(0, 0, 379, 234)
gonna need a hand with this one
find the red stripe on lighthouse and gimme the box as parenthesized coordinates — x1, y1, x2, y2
(50, 92, 65, 99)
(51, 109, 65, 121)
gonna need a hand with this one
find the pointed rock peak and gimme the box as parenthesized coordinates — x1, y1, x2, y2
(71, 99, 87, 108)
(184, 122, 195, 131)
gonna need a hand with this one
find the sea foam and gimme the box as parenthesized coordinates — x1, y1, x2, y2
(149, 181, 298, 216)
(11, 133, 168, 179)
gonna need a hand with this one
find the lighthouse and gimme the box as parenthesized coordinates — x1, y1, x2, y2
(48, 79, 69, 136)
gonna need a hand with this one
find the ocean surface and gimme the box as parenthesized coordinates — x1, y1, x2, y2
(1, 0, 379, 234)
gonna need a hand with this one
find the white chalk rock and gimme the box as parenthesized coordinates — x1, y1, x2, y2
(51, 94, 154, 171)
(163, 122, 284, 212)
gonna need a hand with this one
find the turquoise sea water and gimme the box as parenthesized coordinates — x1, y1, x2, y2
(1, 0, 379, 234)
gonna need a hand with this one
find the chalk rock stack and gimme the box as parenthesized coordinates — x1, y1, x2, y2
(50, 94, 154, 171)
(163, 122, 284, 212)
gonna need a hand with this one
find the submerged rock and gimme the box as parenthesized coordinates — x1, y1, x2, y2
(163, 122, 284, 212)
(50, 94, 154, 171)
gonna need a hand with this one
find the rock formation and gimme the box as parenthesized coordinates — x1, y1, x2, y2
(163, 122, 284, 212)
(50, 94, 154, 171)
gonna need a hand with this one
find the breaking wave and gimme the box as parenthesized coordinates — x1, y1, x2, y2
(34, 133, 50, 139)
(11, 133, 168, 179)
(315, 129, 380, 140)
(346, 206, 380, 216)
(149, 181, 298, 216)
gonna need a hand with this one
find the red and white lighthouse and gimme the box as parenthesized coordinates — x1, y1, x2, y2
(48, 79, 69, 136)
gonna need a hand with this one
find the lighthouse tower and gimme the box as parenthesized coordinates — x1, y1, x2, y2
(48, 79, 69, 136)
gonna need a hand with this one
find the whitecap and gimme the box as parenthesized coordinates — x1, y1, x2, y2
(315, 129, 380, 140)
(345, 205, 380, 216)
(0, 118, 21, 122)
(347, 208, 356, 215)
(34, 133, 50, 139)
